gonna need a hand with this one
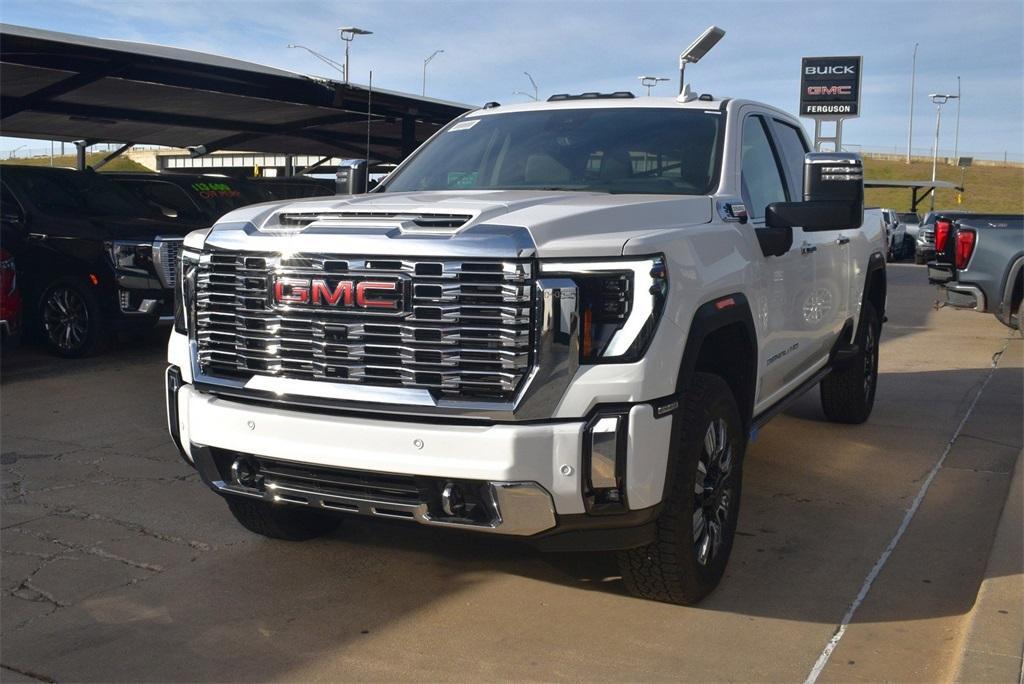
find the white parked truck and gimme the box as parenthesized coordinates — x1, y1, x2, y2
(166, 92, 886, 604)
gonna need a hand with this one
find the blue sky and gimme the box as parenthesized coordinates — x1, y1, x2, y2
(2, 0, 1022, 159)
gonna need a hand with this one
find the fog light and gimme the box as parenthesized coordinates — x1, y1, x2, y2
(441, 482, 466, 517)
(231, 457, 262, 489)
(584, 413, 627, 512)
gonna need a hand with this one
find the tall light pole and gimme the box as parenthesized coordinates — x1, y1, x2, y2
(422, 49, 444, 96)
(953, 75, 962, 162)
(906, 42, 918, 164)
(638, 75, 670, 96)
(338, 26, 372, 84)
(929, 93, 959, 211)
(287, 44, 345, 76)
(523, 72, 538, 102)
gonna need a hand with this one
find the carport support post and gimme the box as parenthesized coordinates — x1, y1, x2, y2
(74, 140, 88, 171)
(284, 154, 294, 177)
(401, 115, 416, 159)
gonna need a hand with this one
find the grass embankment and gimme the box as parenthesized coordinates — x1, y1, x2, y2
(0, 153, 149, 173)
(864, 158, 1023, 215)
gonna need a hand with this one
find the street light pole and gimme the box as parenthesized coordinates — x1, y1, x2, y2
(928, 93, 959, 211)
(523, 72, 538, 102)
(638, 76, 670, 96)
(953, 75, 961, 162)
(287, 44, 345, 76)
(338, 26, 373, 84)
(422, 49, 444, 96)
(906, 42, 918, 164)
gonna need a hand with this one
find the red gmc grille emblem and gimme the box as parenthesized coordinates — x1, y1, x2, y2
(272, 276, 407, 312)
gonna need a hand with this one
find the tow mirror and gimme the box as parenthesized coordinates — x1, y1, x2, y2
(766, 152, 864, 231)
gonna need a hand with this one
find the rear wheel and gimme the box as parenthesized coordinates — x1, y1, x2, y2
(820, 302, 880, 424)
(38, 279, 107, 358)
(616, 373, 745, 605)
(226, 497, 341, 541)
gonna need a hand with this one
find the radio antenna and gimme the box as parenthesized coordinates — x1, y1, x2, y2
(365, 69, 373, 193)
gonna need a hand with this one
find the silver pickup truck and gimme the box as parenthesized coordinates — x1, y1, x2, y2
(928, 214, 1023, 329)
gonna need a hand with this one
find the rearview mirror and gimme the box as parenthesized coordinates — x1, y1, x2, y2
(766, 152, 864, 231)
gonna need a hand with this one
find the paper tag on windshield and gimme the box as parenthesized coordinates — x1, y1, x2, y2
(449, 120, 480, 131)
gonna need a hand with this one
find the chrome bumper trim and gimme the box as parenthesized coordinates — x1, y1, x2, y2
(214, 478, 557, 536)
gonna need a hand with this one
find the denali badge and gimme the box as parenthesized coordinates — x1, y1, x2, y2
(272, 277, 406, 312)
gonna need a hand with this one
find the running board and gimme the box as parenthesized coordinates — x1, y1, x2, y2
(749, 365, 832, 439)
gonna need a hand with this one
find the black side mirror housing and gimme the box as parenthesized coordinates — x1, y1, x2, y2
(766, 152, 864, 231)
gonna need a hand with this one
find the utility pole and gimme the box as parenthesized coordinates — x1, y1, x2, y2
(953, 75, 961, 162)
(906, 42, 918, 164)
(422, 49, 444, 96)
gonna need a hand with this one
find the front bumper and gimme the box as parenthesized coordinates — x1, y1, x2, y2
(166, 366, 672, 548)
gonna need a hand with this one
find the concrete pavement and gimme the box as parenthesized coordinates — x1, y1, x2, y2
(1, 263, 1020, 682)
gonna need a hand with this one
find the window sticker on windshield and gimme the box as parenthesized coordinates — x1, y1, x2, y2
(448, 120, 480, 132)
(191, 182, 241, 200)
(447, 171, 478, 189)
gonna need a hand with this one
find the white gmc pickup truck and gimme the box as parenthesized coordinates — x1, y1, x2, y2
(166, 92, 886, 605)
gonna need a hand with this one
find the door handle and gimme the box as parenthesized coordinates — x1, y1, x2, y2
(800, 242, 817, 255)
(836, 235, 851, 245)
(27, 232, 47, 241)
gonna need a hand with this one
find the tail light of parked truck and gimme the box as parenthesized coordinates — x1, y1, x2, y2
(934, 219, 952, 255)
(955, 229, 976, 270)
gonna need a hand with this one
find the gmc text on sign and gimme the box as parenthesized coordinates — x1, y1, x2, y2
(799, 56, 863, 118)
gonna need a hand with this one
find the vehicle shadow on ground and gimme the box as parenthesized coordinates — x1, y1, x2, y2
(297, 363, 1022, 624)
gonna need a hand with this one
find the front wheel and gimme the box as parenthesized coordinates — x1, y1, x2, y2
(617, 373, 745, 605)
(820, 302, 880, 424)
(38, 279, 107, 358)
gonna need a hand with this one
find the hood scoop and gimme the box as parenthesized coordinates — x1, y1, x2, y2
(269, 210, 475, 234)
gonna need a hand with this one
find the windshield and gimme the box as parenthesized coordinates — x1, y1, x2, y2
(4, 168, 157, 218)
(898, 212, 920, 223)
(381, 107, 723, 195)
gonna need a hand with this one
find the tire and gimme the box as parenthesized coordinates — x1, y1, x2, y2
(225, 496, 341, 541)
(820, 301, 880, 424)
(37, 278, 108, 358)
(617, 373, 745, 605)
(914, 251, 927, 265)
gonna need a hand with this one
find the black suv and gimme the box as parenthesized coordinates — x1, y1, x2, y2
(106, 173, 270, 227)
(0, 166, 200, 357)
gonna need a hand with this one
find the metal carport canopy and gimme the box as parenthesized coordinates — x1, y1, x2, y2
(0, 23, 472, 164)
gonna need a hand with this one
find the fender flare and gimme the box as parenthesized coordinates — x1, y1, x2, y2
(676, 292, 758, 428)
(859, 251, 887, 326)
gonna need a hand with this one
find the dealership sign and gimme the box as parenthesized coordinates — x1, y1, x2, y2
(800, 56, 862, 118)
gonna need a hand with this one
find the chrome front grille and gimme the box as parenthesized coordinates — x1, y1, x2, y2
(154, 238, 182, 288)
(194, 251, 535, 401)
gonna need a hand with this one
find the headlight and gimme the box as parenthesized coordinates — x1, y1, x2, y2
(540, 255, 667, 363)
(107, 240, 154, 271)
(174, 249, 200, 335)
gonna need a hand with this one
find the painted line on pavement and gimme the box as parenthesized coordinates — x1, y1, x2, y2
(804, 341, 1010, 684)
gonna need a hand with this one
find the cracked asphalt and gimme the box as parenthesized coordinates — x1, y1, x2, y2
(1, 264, 1020, 682)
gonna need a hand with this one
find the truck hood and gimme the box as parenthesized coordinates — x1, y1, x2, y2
(205, 190, 713, 258)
